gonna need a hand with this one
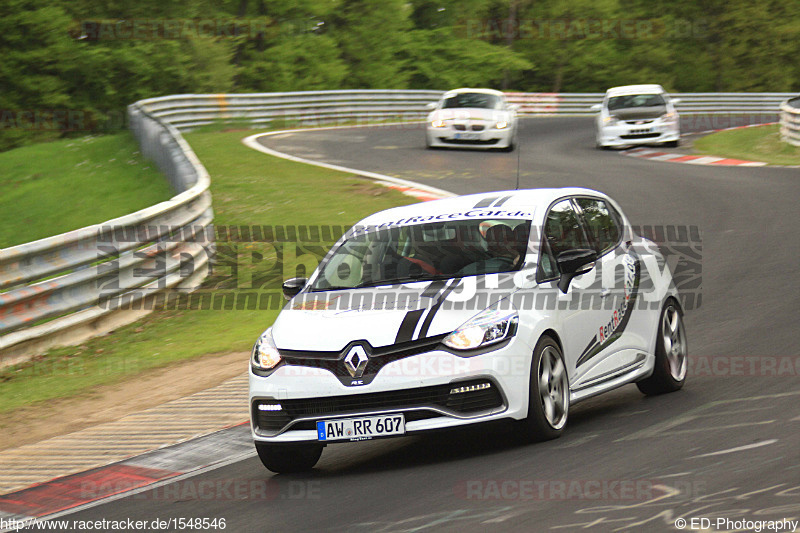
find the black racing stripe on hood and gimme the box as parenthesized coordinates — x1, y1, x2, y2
(417, 279, 460, 340)
(395, 308, 425, 344)
(493, 195, 512, 207)
(422, 279, 447, 298)
(473, 196, 499, 208)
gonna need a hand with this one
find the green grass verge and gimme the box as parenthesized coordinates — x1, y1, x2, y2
(693, 124, 800, 166)
(0, 130, 416, 416)
(0, 133, 174, 248)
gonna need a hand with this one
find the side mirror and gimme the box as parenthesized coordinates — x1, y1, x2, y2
(508, 103, 520, 112)
(671, 98, 681, 106)
(282, 277, 308, 300)
(589, 103, 602, 112)
(556, 249, 598, 293)
(425, 102, 437, 111)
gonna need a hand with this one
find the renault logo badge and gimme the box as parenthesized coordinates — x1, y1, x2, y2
(344, 345, 369, 378)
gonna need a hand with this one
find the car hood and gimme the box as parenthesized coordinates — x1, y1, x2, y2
(429, 108, 510, 122)
(611, 105, 667, 120)
(271, 282, 504, 351)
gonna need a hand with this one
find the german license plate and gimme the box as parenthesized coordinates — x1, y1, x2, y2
(454, 133, 480, 140)
(317, 414, 405, 442)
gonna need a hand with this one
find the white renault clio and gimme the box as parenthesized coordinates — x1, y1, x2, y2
(249, 188, 688, 472)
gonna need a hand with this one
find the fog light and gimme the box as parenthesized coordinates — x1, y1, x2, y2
(450, 383, 491, 395)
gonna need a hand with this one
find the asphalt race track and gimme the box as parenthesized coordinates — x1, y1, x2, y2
(65, 117, 799, 532)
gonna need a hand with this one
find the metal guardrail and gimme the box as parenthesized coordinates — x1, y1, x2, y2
(136, 91, 792, 130)
(2, 89, 791, 366)
(0, 104, 213, 367)
(138, 90, 444, 130)
(779, 96, 800, 146)
(505, 92, 790, 116)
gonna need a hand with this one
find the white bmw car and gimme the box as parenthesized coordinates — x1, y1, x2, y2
(250, 188, 688, 472)
(592, 84, 681, 149)
(425, 88, 517, 151)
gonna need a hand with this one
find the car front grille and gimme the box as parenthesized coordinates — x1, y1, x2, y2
(439, 138, 499, 145)
(621, 132, 660, 139)
(253, 379, 504, 435)
(452, 124, 486, 132)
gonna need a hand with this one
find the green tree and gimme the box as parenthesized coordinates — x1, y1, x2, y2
(235, 34, 347, 91)
(331, 0, 412, 88)
(402, 28, 532, 89)
(0, 0, 77, 150)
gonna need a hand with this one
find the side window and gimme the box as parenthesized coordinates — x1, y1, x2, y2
(537, 238, 558, 281)
(575, 198, 621, 254)
(538, 199, 592, 281)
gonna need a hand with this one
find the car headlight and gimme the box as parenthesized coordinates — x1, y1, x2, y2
(495, 120, 509, 130)
(443, 307, 518, 351)
(603, 116, 618, 126)
(251, 328, 282, 370)
(661, 112, 676, 121)
(430, 119, 446, 128)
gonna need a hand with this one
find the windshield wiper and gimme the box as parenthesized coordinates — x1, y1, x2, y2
(310, 274, 457, 292)
(308, 285, 355, 292)
(355, 274, 455, 289)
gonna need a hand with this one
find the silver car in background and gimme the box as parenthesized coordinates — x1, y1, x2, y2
(425, 88, 518, 151)
(592, 84, 681, 149)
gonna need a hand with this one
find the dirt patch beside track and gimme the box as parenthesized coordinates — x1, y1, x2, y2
(0, 351, 248, 451)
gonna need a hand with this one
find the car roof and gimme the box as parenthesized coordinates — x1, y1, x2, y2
(606, 84, 665, 96)
(356, 188, 609, 227)
(441, 88, 505, 98)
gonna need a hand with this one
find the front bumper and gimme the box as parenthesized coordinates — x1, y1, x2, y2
(597, 119, 679, 147)
(427, 124, 514, 149)
(249, 343, 532, 443)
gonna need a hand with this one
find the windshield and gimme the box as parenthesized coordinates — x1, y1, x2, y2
(441, 93, 503, 110)
(608, 94, 666, 111)
(310, 219, 531, 291)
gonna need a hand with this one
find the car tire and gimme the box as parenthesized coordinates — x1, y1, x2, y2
(637, 299, 687, 395)
(515, 335, 569, 442)
(255, 442, 323, 474)
(662, 139, 679, 148)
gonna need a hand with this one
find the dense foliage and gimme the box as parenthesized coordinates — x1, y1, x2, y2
(1, 0, 798, 150)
